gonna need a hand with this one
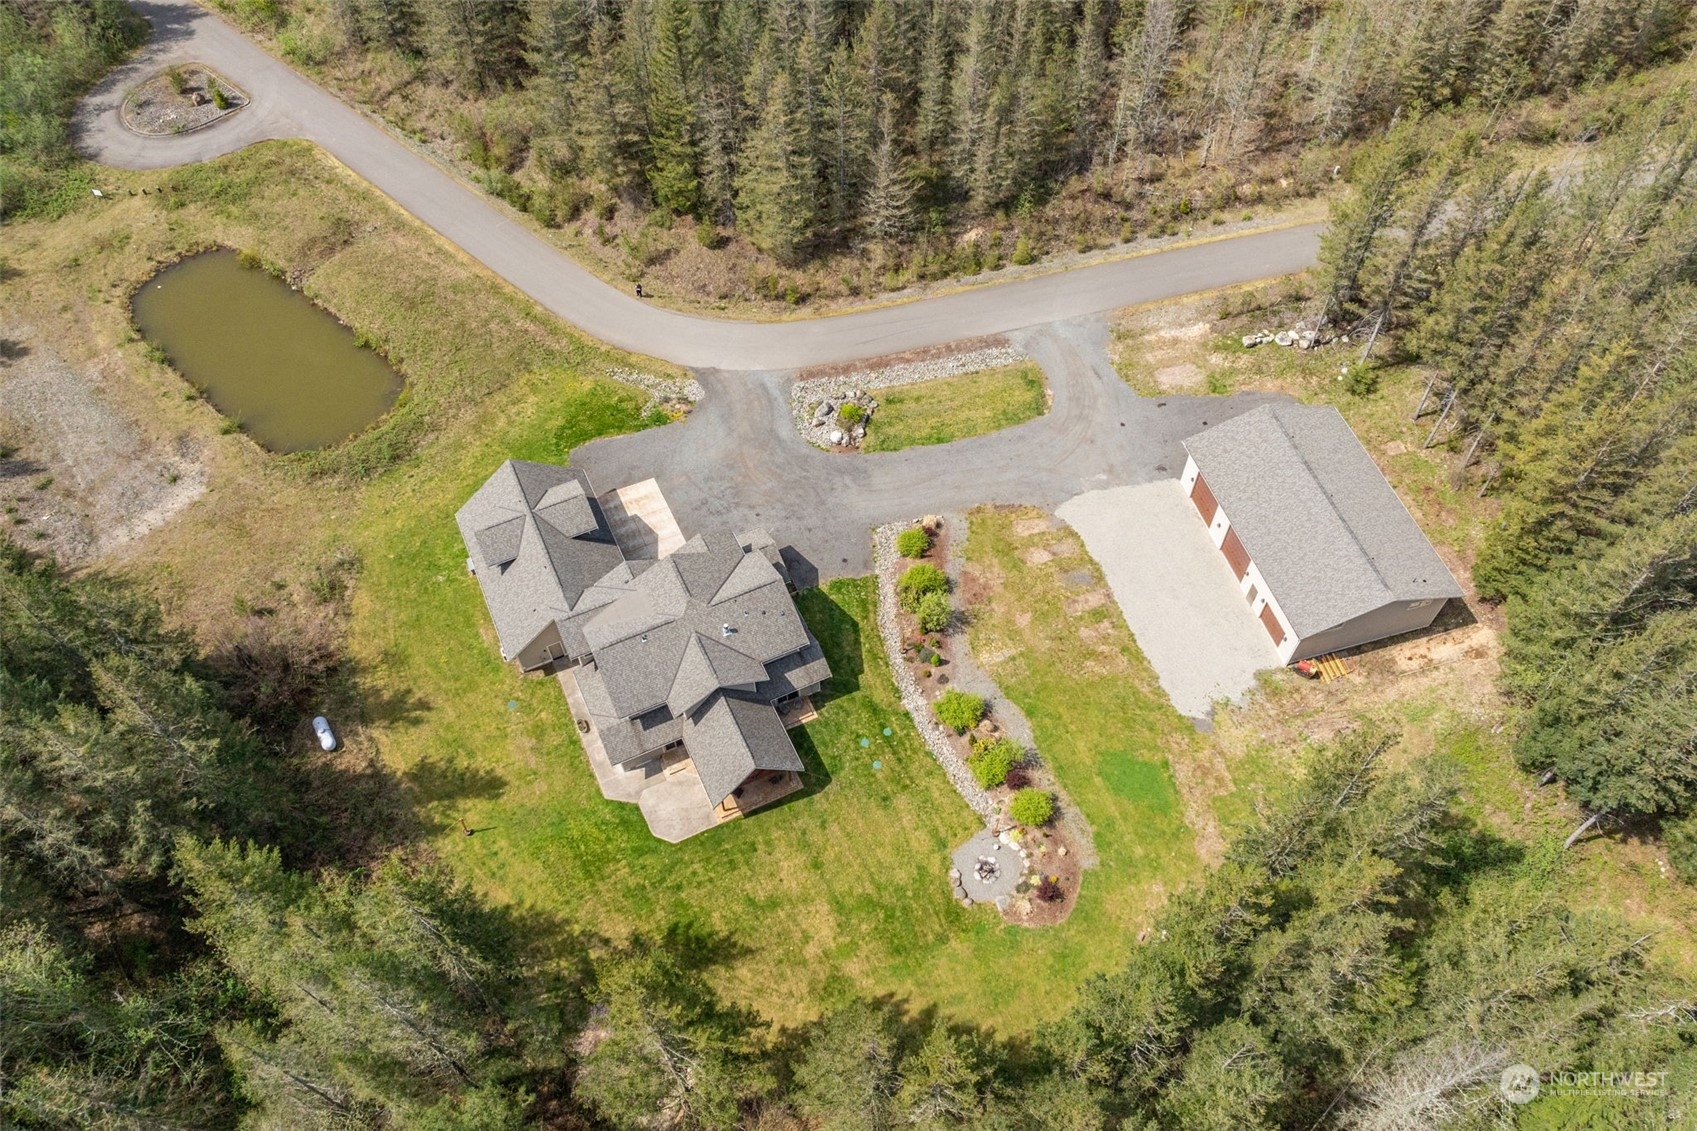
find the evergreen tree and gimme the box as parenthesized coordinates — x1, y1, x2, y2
(575, 940, 767, 1130)
(734, 66, 818, 263)
(792, 1000, 902, 1131)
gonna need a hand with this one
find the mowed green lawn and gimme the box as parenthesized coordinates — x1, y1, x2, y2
(345, 373, 1179, 1030)
(962, 506, 1203, 954)
(862, 362, 1048, 452)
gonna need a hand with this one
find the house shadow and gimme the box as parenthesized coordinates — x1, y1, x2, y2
(795, 585, 864, 700)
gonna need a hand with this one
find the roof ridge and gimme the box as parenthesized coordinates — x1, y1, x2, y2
(1266, 405, 1394, 599)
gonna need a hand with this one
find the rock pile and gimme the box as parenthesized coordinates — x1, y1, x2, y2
(608, 366, 703, 416)
(872, 523, 998, 821)
(1241, 325, 1333, 350)
(805, 389, 878, 448)
(791, 343, 1024, 449)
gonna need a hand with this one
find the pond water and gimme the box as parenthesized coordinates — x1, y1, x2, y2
(132, 250, 402, 453)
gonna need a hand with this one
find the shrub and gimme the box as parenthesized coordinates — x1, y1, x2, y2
(696, 219, 721, 248)
(897, 563, 947, 611)
(968, 737, 1019, 788)
(916, 591, 951, 634)
(896, 527, 931, 558)
(1009, 788, 1055, 827)
(837, 402, 865, 427)
(1036, 877, 1063, 902)
(166, 65, 188, 94)
(1668, 815, 1697, 885)
(236, 248, 262, 269)
(1003, 765, 1030, 790)
(1345, 364, 1381, 397)
(1011, 235, 1036, 265)
(933, 690, 984, 733)
(211, 85, 231, 110)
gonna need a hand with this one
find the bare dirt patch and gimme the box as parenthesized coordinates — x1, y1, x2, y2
(1019, 546, 1054, 566)
(0, 332, 207, 564)
(1011, 516, 1053, 538)
(1063, 589, 1109, 616)
(1154, 362, 1204, 389)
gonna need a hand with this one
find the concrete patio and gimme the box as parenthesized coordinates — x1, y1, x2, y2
(558, 668, 805, 843)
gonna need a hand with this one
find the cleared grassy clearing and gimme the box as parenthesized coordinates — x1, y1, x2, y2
(862, 361, 1047, 452)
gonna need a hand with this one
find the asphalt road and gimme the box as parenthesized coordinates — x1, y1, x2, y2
(77, 0, 1322, 371)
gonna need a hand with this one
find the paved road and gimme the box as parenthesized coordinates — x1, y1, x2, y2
(77, 0, 1321, 371)
(574, 322, 1283, 580)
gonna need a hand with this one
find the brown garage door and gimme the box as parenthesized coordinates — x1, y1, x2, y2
(1221, 527, 1250, 579)
(1189, 474, 1217, 524)
(1259, 604, 1285, 645)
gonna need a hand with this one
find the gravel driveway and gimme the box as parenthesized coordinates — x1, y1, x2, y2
(573, 322, 1286, 582)
(1058, 480, 1279, 721)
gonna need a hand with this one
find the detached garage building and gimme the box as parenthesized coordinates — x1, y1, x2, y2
(1180, 403, 1462, 663)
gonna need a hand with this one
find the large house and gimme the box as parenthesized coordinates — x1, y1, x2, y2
(1180, 404, 1463, 663)
(456, 460, 829, 825)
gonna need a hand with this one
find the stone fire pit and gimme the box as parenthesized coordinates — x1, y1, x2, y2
(950, 829, 1024, 907)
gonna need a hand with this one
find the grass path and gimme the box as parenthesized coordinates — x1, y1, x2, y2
(863, 362, 1048, 452)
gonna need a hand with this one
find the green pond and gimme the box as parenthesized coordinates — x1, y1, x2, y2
(132, 250, 402, 453)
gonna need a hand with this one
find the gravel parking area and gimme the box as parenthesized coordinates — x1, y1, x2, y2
(1058, 480, 1278, 721)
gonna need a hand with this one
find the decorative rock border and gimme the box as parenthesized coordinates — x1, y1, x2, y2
(872, 522, 997, 821)
(608, 366, 702, 415)
(790, 343, 1025, 449)
(121, 64, 247, 137)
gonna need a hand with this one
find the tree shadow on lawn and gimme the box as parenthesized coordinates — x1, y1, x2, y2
(402, 753, 510, 837)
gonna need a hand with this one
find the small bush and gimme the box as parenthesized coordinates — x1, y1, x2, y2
(236, 248, 262, 269)
(837, 402, 865, 427)
(166, 65, 188, 94)
(1011, 235, 1035, 266)
(968, 736, 1020, 788)
(1009, 788, 1055, 827)
(897, 563, 947, 611)
(1345, 364, 1380, 397)
(696, 219, 722, 249)
(896, 527, 931, 558)
(1668, 815, 1697, 885)
(212, 85, 230, 110)
(1036, 877, 1063, 902)
(916, 591, 951, 634)
(1003, 765, 1030, 789)
(934, 689, 984, 733)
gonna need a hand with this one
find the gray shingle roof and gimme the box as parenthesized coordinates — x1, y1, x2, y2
(684, 693, 803, 807)
(581, 531, 811, 719)
(461, 461, 828, 810)
(1182, 404, 1462, 638)
(456, 461, 626, 658)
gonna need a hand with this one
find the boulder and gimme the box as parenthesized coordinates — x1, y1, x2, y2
(1242, 334, 1262, 348)
(828, 429, 844, 445)
(1274, 331, 1294, 347)
(812, 402, 833, 424)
